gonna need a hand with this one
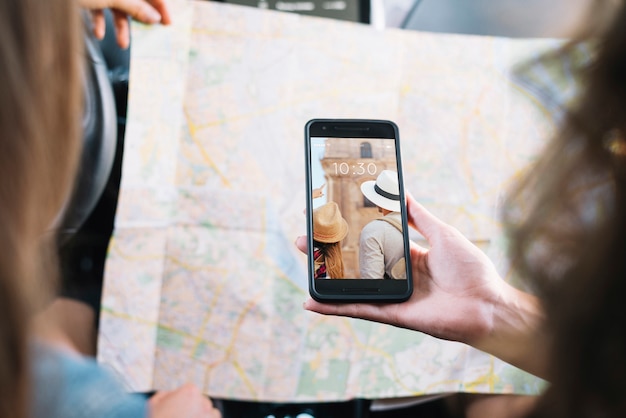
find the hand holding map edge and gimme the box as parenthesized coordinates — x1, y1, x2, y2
(81, 0, 172, 48)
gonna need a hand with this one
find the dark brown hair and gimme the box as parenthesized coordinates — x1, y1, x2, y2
(504, 2, 626, 416)
(0, 0, 82, 416)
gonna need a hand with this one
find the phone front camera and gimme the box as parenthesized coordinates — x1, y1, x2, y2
(322, 126, 327, 130)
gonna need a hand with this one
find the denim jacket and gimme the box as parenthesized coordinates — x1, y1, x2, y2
(30, 342, 148, 418)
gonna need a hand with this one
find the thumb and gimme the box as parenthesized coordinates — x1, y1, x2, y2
(406, 194, 445, 242)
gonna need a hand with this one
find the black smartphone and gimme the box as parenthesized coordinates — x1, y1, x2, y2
(304, 119, 413, 302)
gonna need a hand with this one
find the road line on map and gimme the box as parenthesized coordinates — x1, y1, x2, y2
(183, 107, 231, 187)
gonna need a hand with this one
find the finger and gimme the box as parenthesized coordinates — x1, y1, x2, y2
(112, 9, 130, 49)
(204, 399, 221, 416)
(148, 390, 171, 404)
(179, 382, 202, 395)
(295, 235, 307, 254)
(303, 298, 387, 323)
(109, 0, 163, 24)
(90, 9, 106, 39)
(406, 194, 445, 242)
(209, 405, 223, 418)
(148, 0, 172, 25)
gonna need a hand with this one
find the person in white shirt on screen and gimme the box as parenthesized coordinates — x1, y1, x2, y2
(359, 170, 406, 280)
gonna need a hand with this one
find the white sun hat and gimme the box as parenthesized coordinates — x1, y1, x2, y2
(360, 170, 401, 213)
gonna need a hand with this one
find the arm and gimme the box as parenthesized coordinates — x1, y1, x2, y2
(312, 183, 326, 199)
(33, 301, 221, 417)
(304, 195, 548, 378)
(473, 282, 548, 379)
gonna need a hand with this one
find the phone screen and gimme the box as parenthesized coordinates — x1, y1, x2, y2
(304, 119, 413, 302)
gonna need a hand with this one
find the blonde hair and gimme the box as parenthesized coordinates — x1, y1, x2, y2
(0, 0, 82, 416)
(318, 242, 345, 278)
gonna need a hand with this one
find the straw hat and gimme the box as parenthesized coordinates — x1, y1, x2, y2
(313, 201, 349, 244)
(360, 170, 401, 212)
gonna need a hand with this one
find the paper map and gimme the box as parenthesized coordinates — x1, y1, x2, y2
(98, 0, 558, 401)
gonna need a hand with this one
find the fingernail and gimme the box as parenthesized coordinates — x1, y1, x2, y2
(145, 7, 162, 23)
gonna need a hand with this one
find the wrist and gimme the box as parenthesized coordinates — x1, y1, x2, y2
(473, 282, 548, 378)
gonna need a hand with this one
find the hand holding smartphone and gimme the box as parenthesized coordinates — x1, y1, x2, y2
(304, 119, 413, 302)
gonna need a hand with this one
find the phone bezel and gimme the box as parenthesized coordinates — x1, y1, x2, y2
(304, 118, 413, 302)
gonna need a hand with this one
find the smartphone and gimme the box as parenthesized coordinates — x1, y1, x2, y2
(304, 119, 413, 302)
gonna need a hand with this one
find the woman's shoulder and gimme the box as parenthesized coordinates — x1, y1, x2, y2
(30, 342, 148, 418)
